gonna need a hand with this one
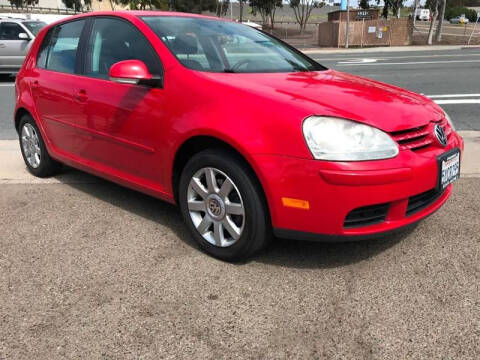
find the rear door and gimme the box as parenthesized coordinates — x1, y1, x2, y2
(0, 22, 32, 72)
(31, 19, 87, 156)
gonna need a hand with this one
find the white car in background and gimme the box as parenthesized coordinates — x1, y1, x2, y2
(0, 17, 46, 74)
(415, 9, 430, 21)
(449, 15, 469, 24)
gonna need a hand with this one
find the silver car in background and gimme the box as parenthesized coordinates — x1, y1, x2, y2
(449, 16, 469, 24)
(0, 17, 46, 74)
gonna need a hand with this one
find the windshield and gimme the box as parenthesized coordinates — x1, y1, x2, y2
(141, 16, 325, 73)
(22, 21, 47, 36)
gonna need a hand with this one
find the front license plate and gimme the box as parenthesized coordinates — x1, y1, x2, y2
(438, 148, 460, 190)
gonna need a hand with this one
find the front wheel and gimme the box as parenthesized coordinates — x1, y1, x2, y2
(178, 149, 270, 261)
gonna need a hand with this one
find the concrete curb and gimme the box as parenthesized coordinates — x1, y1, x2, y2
(1, 131, 478, 184)
(302, 45, 480, 55)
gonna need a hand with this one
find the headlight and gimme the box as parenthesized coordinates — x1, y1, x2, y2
(444, 111, 455, 131)
(302, 116, 399, 161)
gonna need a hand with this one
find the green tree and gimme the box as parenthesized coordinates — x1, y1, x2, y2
(62, 0, 91, 11)
(215, 0, 230, 17)
(289, 0, 324, 34)
(377, 0, 403, 18)
(8, 0, 39, 8)
(115, 0, 168, 10)
(359, 0, 370, 9)
(170, 0, 218, 13)
(249, 0, 282, 28)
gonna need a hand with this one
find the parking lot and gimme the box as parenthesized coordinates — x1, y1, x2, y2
(1, 47, 480, 359)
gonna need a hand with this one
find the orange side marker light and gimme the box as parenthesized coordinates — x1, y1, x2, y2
(281, 197, 310, 210)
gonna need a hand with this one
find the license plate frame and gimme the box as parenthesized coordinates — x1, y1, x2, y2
(437, 148, 461, 191)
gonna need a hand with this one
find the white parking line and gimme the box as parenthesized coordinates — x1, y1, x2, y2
(0, 83, 14, 87)
(433, 99, 480, 104)
(428, 94, 480, 98)
(313, 53, 480, 62)
(336, 59, 480, 66)
(337, 59, 378, 64)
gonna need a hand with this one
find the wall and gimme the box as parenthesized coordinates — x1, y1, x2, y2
(318, 18, 413, 47)
(328, 9, 380, 22)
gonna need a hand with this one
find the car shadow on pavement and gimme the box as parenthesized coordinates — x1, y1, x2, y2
(256, 227, 416, 269)
(56, 167, 415, 269)
(56, 167, 199, 251)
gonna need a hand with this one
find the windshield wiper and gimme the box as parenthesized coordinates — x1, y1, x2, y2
(223, 68, 237, 73)
(285, 59, 308, 72)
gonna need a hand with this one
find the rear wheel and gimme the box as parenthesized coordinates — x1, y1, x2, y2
(18, 114, 62, 177)
(179, 149, 270, 261)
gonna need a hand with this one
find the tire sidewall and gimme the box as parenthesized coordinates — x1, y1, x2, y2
(179, 150, 268, 260)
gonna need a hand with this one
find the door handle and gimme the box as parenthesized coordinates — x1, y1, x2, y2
(74, 89, 88, 103)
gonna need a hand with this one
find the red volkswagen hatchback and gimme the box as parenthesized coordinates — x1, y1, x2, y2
(15, 11, 463, 260)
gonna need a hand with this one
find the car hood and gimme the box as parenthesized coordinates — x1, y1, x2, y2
(198, 69, 444, 133)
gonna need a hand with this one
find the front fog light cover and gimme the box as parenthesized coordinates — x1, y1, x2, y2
(302, 116, 399, 161)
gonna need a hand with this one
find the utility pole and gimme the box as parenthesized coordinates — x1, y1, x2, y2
(345, 0, 350, 48)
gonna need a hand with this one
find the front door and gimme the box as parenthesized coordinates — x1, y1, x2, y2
(75, 17, 166, 183)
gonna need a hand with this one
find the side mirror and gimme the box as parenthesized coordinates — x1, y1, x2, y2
(18, 33, 30, 40)
(109, 60, 153, 85)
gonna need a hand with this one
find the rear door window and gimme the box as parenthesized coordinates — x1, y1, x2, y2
(36, 20, 85, 74)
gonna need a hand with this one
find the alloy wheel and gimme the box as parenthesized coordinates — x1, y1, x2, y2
(187, 167, 245, 247)
(21, 123, 42, 169)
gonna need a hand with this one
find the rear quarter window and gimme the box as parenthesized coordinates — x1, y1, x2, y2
(36, 19, 85, 74)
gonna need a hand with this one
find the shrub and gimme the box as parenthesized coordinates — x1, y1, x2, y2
(445, 7, 479, 22)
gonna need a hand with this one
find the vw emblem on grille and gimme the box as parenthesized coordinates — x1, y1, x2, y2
(434, 124, 447, 147)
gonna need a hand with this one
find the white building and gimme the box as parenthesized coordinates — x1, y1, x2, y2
(0, 0, 118, 11)
(0, 0, 68, 8)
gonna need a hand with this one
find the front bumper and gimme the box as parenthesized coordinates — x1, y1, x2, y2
(253, 132, 464, 240)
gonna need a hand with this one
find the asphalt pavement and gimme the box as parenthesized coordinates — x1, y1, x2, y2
(1, 177, 479, 359)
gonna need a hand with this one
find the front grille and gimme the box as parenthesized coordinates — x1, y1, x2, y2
(344, 203, 390, 228)
(406, 188, 444, 216)
(390, 118, 451, 152)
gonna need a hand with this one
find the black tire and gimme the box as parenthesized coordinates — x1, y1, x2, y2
(178, 149, 271, 261)
(18, 114, 62, 177)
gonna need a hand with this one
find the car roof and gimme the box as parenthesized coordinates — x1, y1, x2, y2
(45, 10, 233, 28)
(0, 17, 27, 23)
